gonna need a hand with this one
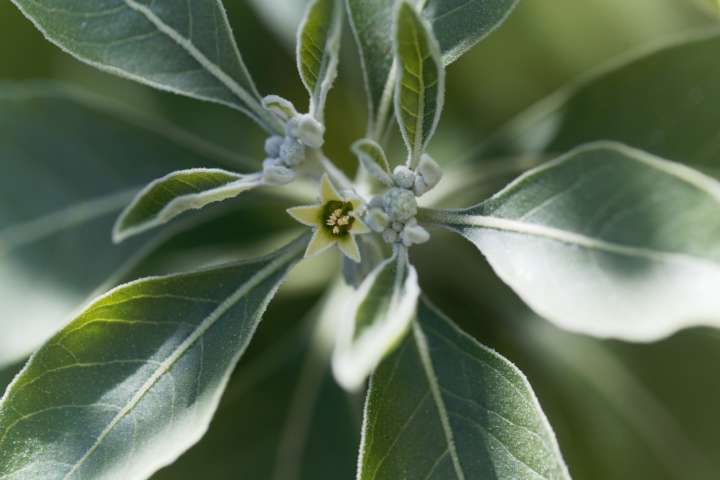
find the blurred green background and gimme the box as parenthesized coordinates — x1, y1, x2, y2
(2, 1, 720, 479)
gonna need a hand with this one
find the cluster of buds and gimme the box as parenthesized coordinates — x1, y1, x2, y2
(261, 95, 325, 186)
(364, 154, 443, 247)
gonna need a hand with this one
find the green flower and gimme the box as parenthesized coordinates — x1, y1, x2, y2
(287, 174, 370, 262)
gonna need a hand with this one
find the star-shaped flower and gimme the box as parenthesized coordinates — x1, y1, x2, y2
(288, 174, 370, 262)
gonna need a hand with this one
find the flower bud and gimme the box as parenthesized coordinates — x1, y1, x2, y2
(413, 176, 430, 197)
(264, 135, 284, 158)
(295, 114, 325, 149)
(417, 154, 443, 189)
(393, 165, 416, 189)
(263, 164, 296, 185)
(383, 188, 417, 222)
(279, 137, 306, 166)
(401, 223, 430, 246)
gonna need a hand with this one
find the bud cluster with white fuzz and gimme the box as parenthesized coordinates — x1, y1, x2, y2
(261, 96, 326, 186)
(362, 154, 442, 247)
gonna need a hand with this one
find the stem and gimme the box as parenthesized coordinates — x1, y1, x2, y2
(308, 148, 355, 193)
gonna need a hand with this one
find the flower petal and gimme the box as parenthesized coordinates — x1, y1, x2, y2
(338, 235, 361, 263)
(305, 228, 337, 258)
(320, 174, 343, 202)
(287, 204, 322, 227)
(351, 217, 371, 235)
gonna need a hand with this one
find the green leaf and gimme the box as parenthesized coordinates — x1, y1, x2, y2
(113, 169, 265, 243)
(351, 139, 393, 186)
(421, 142, 720, 341)
(359, 299, 569, 480)
(154, 291, 359, 480)
(10, 0, 281, 133)
(333, 249, 419, 391)
(394, 1, 445, 165)
(0, 83, 258, 368)
(297, 0, 342, 119)
(346, 0, 518, 137)
(0, 235, 308, 480)
(484, 31, 720, 169)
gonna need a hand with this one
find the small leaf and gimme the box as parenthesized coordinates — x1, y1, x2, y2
(393, 1, 445, 166)
(347, 0, 517, 137)
(351, 139, 393, 186)
(421, 142, 720, 341)
(0, 235, 308, 480)
(113, 168, 265, 243)
(10, 0, 281, 133)
(297, 0, 342, 119)
(333, 249, 420, 391)
(358, 299, 570, 480)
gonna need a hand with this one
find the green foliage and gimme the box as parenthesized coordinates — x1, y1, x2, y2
(2, 1, 719, 479)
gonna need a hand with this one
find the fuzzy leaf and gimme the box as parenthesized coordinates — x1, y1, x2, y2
(0, 235, 307, 480)
(347, 0, 517, 135)
(394, 1, 445, 165)
(333, 250, 419, 391)
(297, 0, 342, 119)
(358, 299, 570, 480)
(422, 142, 720, 341)
(113, 169, 265, 243)
(10, 0, 281, 132)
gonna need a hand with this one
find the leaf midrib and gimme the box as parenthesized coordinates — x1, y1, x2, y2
(61, 242, 301, 478)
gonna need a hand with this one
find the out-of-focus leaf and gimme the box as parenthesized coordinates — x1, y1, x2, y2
(113, 169, 264, 243)
(0, 83, 265, 368)
(394, 1, 445, 165)
(358, 299, 569, 480)
(484, 30, 720, 169)
(421, 142, 720, 341)
(297, 0, 342, 118)
(346, 0, 517, 135)
(333, 249, 419, 391)
(0, 235, 307, 480)
(10, 0, 281, 132)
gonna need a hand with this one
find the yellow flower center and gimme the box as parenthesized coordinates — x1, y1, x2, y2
(322, 201, 355, 237)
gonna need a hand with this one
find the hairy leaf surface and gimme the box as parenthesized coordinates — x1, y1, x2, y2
(423, 142, 720, 340)
(297, 0, 342, 118)
(394, 2, 445, 165)
(0, 235, 307, 480)
(10, 0, 281, 132)
(359, 299, 569, 480)
(114, 169, 264, 242)
(347, 0, 518, 134)
(333, 250, 419, 391)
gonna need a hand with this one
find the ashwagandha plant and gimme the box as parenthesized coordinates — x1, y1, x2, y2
(2, 0, 720, 478)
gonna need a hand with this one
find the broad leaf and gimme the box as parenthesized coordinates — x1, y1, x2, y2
(0, 235, 308, 480)
(346, 0, 517, 135)
(421, 142, 720, 341)
(113, 169, 264, 243)
(333, 249, 419, 391)
(155, 287, 359, 480)
(484, 31, 720, 169)
(0, 83, 258, 368)
(359, 299, 569, 479)
(10, 0, 281, 132)
(394, 1, 445, 165)
(297, 0, 342, 119)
